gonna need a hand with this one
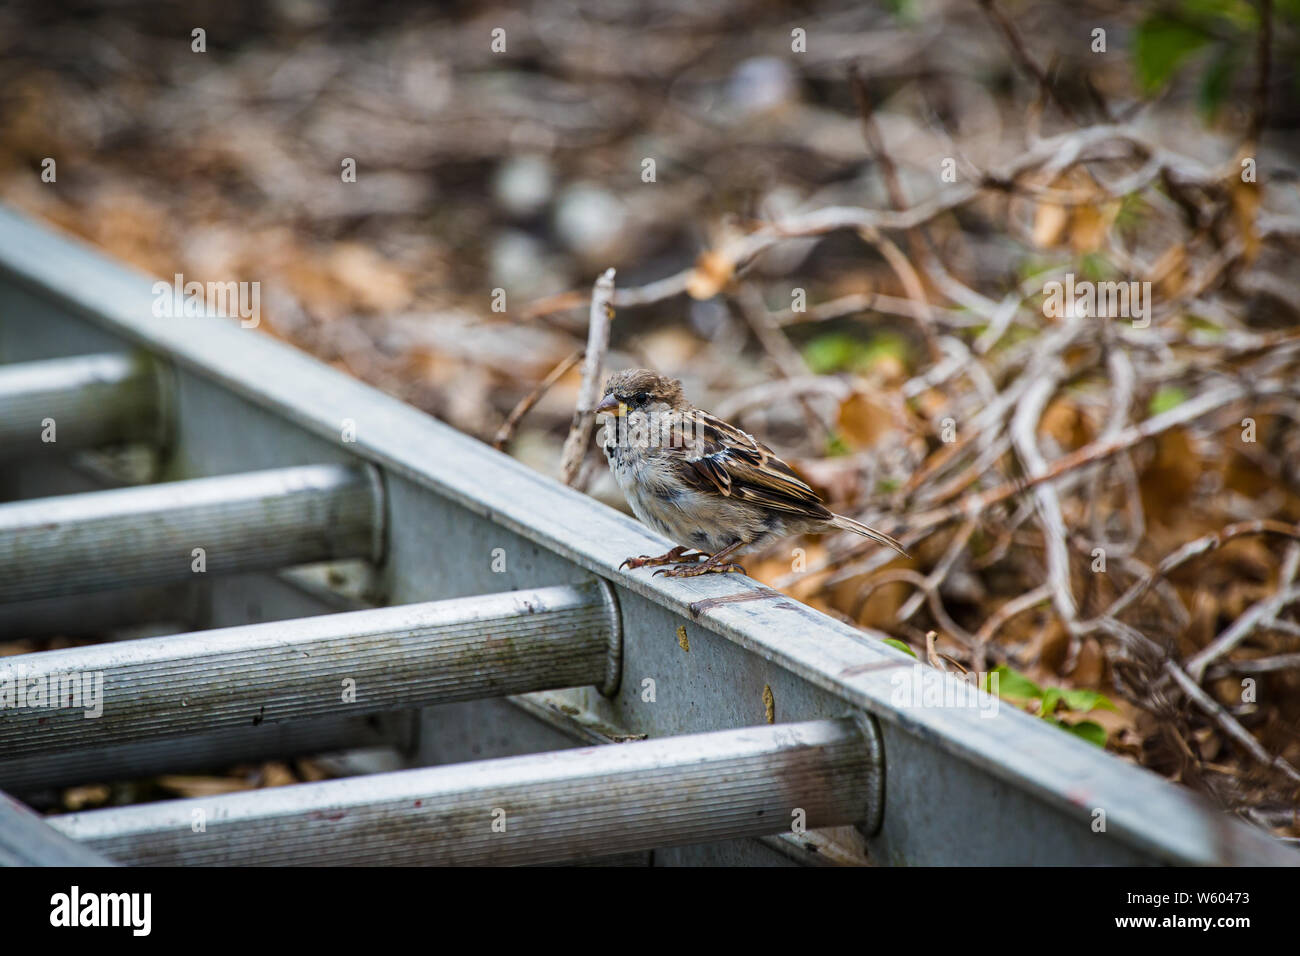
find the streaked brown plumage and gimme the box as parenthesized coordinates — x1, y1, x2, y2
(597, 369, 907, 576)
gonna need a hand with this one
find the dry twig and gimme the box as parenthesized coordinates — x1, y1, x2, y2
(560, 268, 616, 489)
(493, 349, 583, 451)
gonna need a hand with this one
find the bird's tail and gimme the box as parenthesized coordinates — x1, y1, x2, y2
(829, 513, 909, 557)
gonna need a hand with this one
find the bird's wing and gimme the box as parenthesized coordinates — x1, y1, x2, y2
(675, 410, 833, 521)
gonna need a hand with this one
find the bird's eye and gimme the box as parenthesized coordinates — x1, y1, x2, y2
(633, 391, 649, 405)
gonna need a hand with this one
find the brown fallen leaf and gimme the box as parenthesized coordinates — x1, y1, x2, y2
(155, 775, 257, 798)
(258, 761, 298, 788)
(1032, 202, 1069, 248)
(685, 249, 735, 300)
(62, 784, 111, 811)
(837, 391, 892, 449)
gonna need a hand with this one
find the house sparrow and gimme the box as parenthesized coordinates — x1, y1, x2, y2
(597, 369, 907, 577)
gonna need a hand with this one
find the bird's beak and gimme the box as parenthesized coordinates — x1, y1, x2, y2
(596, 393, 624, 415)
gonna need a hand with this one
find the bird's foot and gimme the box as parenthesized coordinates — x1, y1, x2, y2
(653, 562, 748, 578)
(620, 546, 707, 570)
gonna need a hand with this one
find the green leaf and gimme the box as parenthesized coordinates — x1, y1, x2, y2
(1039, 687, 1062, 718)
(800, 331, 909, 375)
(985, 665, 1042, 700)
(1148, 385, 1187, 416)
(1181, 0, 1259, 30)
(1198, 44, 1239, 118)
(881, 637, 917, 659)
(881, 0, 917, 21)
(1059, 688, 1118, 713)
(1114, 193, 1150, 230)
(1079, 253, 1116, 282)
(1134, 17, 1211, 93)
(1058, 719, 1108, 747)
(802, 333, 860, 374)
(1184, 314, 1225, 336)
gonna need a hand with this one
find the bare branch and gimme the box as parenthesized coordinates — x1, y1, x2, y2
(1164, 661, 1300, 785)
(494, 349, 583, 452)
(974, 0, 1080, 124)
(559, 268, 616, 488)
(1250, 0, 1274, 143)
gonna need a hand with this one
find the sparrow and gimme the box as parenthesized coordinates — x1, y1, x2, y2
(596, 369, 907, 577)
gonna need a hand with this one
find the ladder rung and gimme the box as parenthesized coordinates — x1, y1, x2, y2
(0, 353, 158, 457)
(0, 464, 381, 603)
(0, 712, 412, 794)
(0, 583, 619, 759)
(48, 718, 882, 866)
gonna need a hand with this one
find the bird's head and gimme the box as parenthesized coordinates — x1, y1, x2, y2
(597, 369, 688, 416)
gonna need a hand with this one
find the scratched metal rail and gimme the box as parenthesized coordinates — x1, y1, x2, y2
(0, 205, 1293, 866)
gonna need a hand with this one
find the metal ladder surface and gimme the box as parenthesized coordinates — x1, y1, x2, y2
(0, 205, 1292, 866)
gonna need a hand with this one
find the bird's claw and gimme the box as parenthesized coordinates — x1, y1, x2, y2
(620, 548, 707, 570)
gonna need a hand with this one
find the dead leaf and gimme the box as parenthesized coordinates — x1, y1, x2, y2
(1032, 202, 1069, 248)
(294, 758, 332, 782)
(1039, 397, 1092, 451)
(1139, 427, 1199, 524)
(685, 249, 734, 299)
(329, 243, 413, 313)
(1230, 147, 1261, 264)
(1149, 243, 1188, 301)
(837, 392, 891, 449)
(155, 774, 257, 798)
(1068, 637, 1106, 687)
(1068, 200, 1120, 254)
(258, 761, 297, 788)
(62, 784, 110, 811)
